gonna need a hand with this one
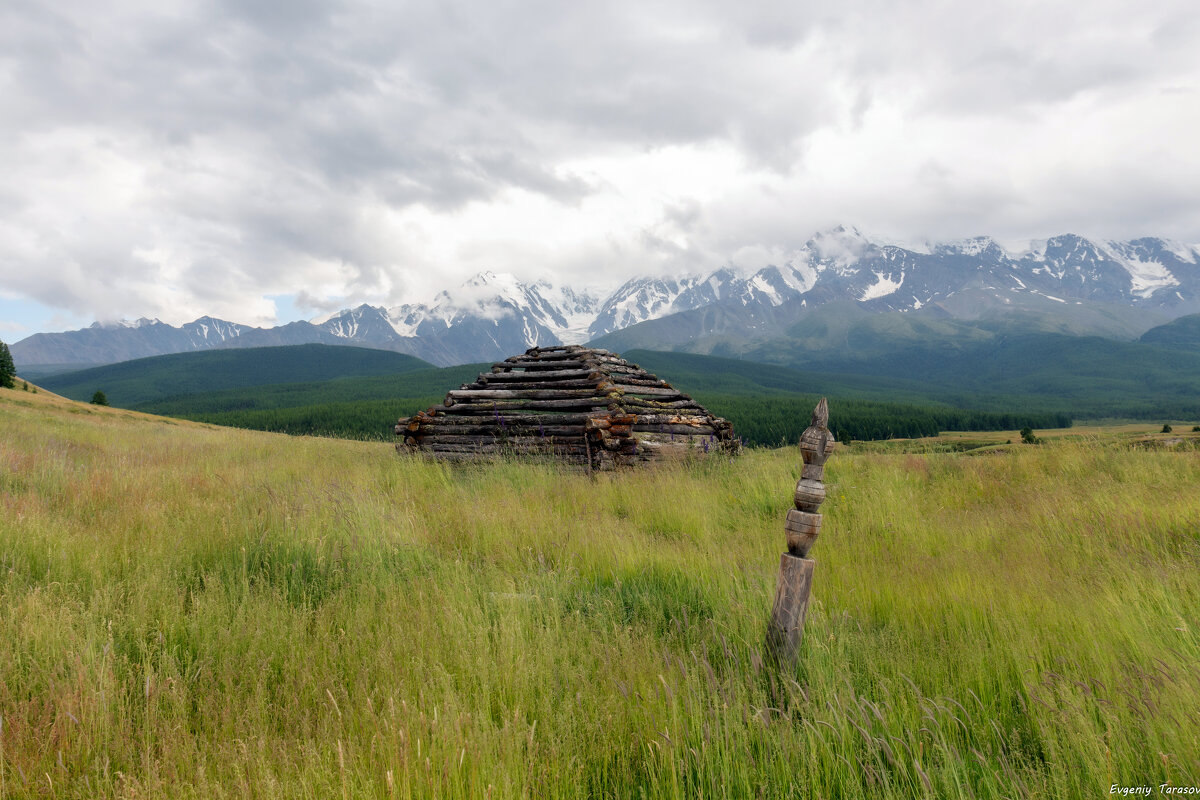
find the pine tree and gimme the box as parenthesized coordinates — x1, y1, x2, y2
(91, 390, 109, 406)
(0, 340, 15, 389)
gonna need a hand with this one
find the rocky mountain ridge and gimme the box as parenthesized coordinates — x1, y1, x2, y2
(11, 228, 1200, 368)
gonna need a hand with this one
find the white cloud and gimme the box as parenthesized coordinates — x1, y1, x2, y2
(0, 0, 1197, 334)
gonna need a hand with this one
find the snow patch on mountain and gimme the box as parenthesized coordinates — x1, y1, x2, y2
(1096, 241, 1181, 298)
(1161, 240, 1200, 264)
(1118, 257, 1178, 298)
(779, 263, 819, 293)
(860, 271, 905, 301)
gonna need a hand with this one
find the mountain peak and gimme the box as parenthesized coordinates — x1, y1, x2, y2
(15, 231, 1200, 369)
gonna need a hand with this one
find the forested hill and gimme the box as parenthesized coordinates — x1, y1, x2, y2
(40, 344, 433, 407)
(38, 341, 1200, 445)
(127, 349, 1071, 445)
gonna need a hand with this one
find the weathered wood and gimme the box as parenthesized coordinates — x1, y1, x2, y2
(598, 365, 647, 375)
(420, 450, 589, 463)
(631, 423, 718, 436)
(608, 374, 664, 386)
(395, 345, 737, 468)
(420, 417, 609, 429)
(783, 510, 820, 557)
(419, 434, 586, 446)
(625, 413, 711, 425)
(615, 386, 686, 398)
(428, 442, 590, 455)
(767, 554, 815, 663)
(406, 424, 586, 438)
(617, 397, 704, 410)
(628, 433, 723, 450)
(766, 399, 831, 668)
(471, 378, 601, 390)
(497, 360, 589, 371)
(793, 478, 826, 512)
(483, 368, 596, 382)
(515, 348, 592, 360)
(799, 397, 833, 467)
(801, 463, 824, 481)
(583, 415, 637, 431)
(442, 397, 618, 412)
(447, 388, 619, 401)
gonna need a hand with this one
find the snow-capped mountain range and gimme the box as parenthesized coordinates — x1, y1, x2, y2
(12, 228, 1200, 368)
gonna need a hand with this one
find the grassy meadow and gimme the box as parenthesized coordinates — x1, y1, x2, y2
(1, 387, 1198, 798)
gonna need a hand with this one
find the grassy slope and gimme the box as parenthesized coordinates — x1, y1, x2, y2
(39, 343, 434, 407)
(2, 386, 1198, 798)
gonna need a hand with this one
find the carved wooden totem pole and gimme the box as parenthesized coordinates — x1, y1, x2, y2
(768, 398, 832, 664)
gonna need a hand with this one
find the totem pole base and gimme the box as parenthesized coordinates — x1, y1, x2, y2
(767, 553, 815, 665)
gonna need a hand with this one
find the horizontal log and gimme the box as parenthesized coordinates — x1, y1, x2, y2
(584, 417, 637, 431)
(484, 368, 596, 382)
(423, 435, 590, 448)
(631, 423, 717, 435)
(606, 384, 681, 397)
(420, 450, 589, 463)
(617, 397, 703, 410)
(428, 442, 590, 455)
(630, 438, 713, 456)
(448, 388, 618, 401)
(418, 412, 609, 426)
(609, 375, 664, 386)
(516, 348, 597, 360)
(408, 424, 586, 438)
(625, 413, 711, 425)
(495, 360, 589, 371)
(471, 378, 601, 390)
(417, 433, 586, 446)
(442, 398, 617, 413)
(629, 433, 715, 446)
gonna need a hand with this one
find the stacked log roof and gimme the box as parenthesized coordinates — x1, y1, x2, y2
(394, 345, 739, 469)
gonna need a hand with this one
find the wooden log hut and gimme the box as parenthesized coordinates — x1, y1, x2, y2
(394, 345, 739, 469)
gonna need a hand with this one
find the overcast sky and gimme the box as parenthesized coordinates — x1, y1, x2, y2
(2, 0, 1198, 336)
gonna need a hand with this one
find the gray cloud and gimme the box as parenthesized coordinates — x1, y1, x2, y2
(1, 0, 1198, 331)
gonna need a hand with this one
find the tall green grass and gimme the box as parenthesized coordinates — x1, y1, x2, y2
(1, 391, 1198, 798)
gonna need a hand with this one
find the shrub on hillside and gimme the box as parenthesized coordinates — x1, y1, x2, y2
(91, 390, 109, 406)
